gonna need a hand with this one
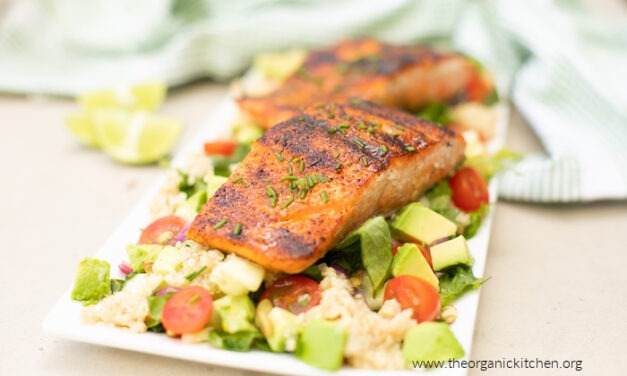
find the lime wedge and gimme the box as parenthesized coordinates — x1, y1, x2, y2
(78, 81, 167, 111)
(93, 110, 184, 165)
(253, 49, 306, 80)
(66, 112, 99, 148)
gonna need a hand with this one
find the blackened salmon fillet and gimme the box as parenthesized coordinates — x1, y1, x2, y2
(238, 39, 490, 129)
(187, 101, 465, 273)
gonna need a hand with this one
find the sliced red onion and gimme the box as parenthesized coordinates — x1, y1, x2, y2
(330, 264, 349, 278)
(118, 262, 133, 275)
(431, 236, 450, 246)
(169, 223, 191, 245)
(155, 286, 181, 296)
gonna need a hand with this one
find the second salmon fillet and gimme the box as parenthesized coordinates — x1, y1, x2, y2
(187, 101, 466, 273)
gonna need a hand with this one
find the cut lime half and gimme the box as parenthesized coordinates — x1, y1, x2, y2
(78, 81, 167, 111)
(66, 112, 100, 148)
(93, 110, 184, 165)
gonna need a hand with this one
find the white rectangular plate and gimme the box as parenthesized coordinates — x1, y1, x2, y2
(44, 97, 509, 376)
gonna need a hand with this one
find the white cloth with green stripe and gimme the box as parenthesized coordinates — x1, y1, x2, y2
(1, 0, 625, 202)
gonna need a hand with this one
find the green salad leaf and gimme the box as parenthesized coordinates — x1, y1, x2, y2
(177, 169, 207, 198)
(145, 294, 173, 329)
(125, 244, 163, 273)
(208, 330, 264, 352)
(335, 216, 392, 289)
(71, 258, 111, 306)
(439, 265, 488, 306)
(110, 279, 125, 293)
(463, 204, 489, 239)
(416, 103, 452, 125)
(213, 143, 251, 177)
(464, 148, 522, 179)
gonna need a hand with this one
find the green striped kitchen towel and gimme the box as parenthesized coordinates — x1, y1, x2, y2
(0, 0, 625, 202)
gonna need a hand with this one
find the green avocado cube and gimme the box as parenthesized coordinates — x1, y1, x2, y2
(392, 243, 439, 289)
(214, 295, 257, 334)
(430, 235, 473, 271)
(125, 244, 164, 272)
(296, 320, 347, 370)
(71, 258, 111, 305)
(391, 203, 457, 245)
(402, 322, 464, 364)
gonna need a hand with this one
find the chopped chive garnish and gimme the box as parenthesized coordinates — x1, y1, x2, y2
(274, 151, 284, 161)
(361, 157, 368, 166)
(316, 173, 330, 182)
(265, 186, 278, 198)
(282, 175, 299, 181)
(288, 165, 293, 175)
(321, 191, 329, 203)
(381, 145, 388, 153)
(213, 219, 227, 230)
(336, 162, 343, 170)
(353, 138, 365, 147)
(300, 159, 305, 172)
(351, 99, 362, 104)
(306, 175, 315, 187)
(333, 152, 340, 159)
(233, 222, 242, 235)
(291, 158, 300, 163)
(371, 121, 381, 127)
(359, 124, 367, 130)
(299, 190, 307, 199)
(406, 146, 416, 152)
(328, 112, 335, 119)
(391, 131, 399, 138)
(328, 128, 338, 134)
(342, 114, 351, 120)
(263, 178, 270, 182)
(270, 197, 277, 207)
(281, 197, 295, 209)
(339, 128, 347, 135)
(339, 123, 350, 129)
(232, 177, 244, 186)
(298, 117, 305, 122)
(367, 126, 374, 134)
(185, 266, 207, 281)
(311, 174, 318, 184)
(189, 295, 200, 304)
(393, 124, 404, 130)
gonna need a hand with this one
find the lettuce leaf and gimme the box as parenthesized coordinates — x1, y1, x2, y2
(439, 265, 488, 306)
(463, 204, 489, 239)
(335, 216, 392, 289)
(145, 294, 173, 329)
(464, 148, 522, 179)
(208, 330, 264, 352)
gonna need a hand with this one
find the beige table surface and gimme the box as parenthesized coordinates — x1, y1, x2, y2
(1, 81, 625, 376)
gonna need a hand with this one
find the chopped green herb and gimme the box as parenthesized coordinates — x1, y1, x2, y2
(339, 123, 350, 129)
(321, 190, 329, 203)
(361, 157, 368, 166)
(342, 114, 351, 120)
(328, 128, 338, 134)
(265, 186, 278, 198)
(353, 138, 365, 147)
(333, 152, 340, 159)
(281, 197, 295, 209)
(189, 295, 200, 304)
(367, 126, 374, 134)
(233, 222, 243, 235)
(281, 175, 299, 181)
(274, 151, 284, 161)
(327, 112, 335, 119)
(213, 219, 227, 230)
(185, 266, 207, 281)
(310, 174, 319, 184)
(287, 164, 293, 175)
(351, 99, 362, 104)
(391, 131, 399, 138)
(298, 117, 305, 122)
(263, 178, 270, 182)
(335, 162, 343, 170)
(339, 128, 347, 135)
(269, 197, 277, 207)
(299, 190, 307, 199)
(300, 159, 305, 172)
(393, 124, 404, 131)
(381, 145, 388, 153)
(371, 121, 380, 127)
(306, 174, 315, 188)
(405, 146, 416, 152)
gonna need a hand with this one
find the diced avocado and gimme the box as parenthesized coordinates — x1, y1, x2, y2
(152, 246, 182, 275)
(391, 203, 457, 245)
(214, 295, 257, 334)
(255, 299, 300, 352)
(430, 235, 473, 272)
(296, 319, 347, 370)
(71, 258, 111, 305)
(392, 243, 439, 289)
(209, 254, 265, 296)
(122, 273, 164, 296)
(356, 271, 386, 310)
(402, 322, 464, 363)
(125, 244, 164, 272)
(233, 122, 264, 144)
(175, 189, 208, 220)
(206, 175, 228, 198)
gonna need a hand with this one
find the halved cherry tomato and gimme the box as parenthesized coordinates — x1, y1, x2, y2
(384, 275, 440, 323)
(448, 167, 489, 212)
(162, 286, 213, 335)
(203, 141, 237, 157)
(466, 74, 491, 102)
(260, 275, 321, 314)
(138, 215, 188, 245)
(393, 243, 433, 270)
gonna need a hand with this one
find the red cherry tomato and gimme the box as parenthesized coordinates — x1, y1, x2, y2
(466, 74, 491, 102)
(203, 141, 237, 157)
(448, 167, 489, 212)
(393, 243, 433, 270)
(384, 275, 440, 323)
(138, 215, 188, 245)
(260, 275, 321, 314)
(162, 286, 213, 335)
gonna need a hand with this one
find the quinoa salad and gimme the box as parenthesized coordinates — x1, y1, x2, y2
(69, 46, 517, 371)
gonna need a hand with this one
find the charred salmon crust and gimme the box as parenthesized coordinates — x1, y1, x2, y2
(187, 101, 466, 273)
(237, 39, 485, 128)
